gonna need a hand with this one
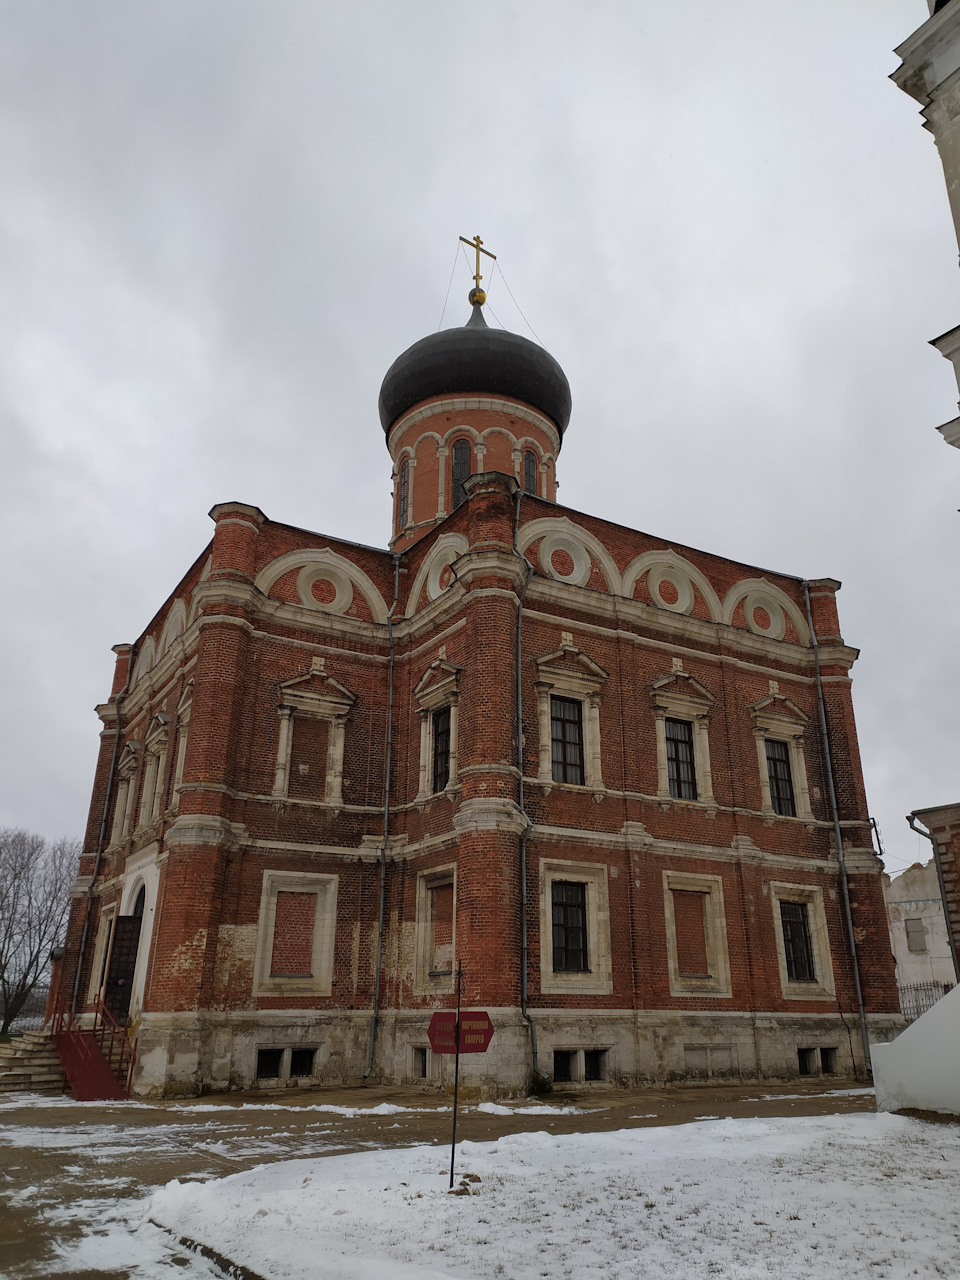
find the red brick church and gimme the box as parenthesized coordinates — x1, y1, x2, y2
(58, 270, 901, 1096)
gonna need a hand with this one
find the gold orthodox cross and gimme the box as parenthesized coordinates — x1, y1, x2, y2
(459, 234, 496, 291)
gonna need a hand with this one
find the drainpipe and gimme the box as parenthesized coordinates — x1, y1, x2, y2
(71, 654, 136, 1016)
(365, 557, 400, 1077)
(907, 812, 960, 984)
(513, 488, 543, 1080)
(802, 583, 871, 1076)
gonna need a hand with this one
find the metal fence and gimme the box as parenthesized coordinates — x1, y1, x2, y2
(2, 987, 49, 1035)
(898, 980, 954, 1023)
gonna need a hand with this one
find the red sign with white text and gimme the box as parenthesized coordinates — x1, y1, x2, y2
(428, 1010, 495, 1054)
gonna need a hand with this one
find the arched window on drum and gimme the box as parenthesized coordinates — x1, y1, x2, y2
(452, 439, 471, 509)
(397, 459, 409, 532)
(523, 450, 538, 496)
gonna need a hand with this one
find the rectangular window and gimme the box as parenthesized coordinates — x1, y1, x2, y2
(672, 890, 710, 977)
(290, 1048, 315, 1077)
(397, 459, 409, 531)
(584, 1049, 606, 1081)
(432, 706, 451, 792)
(765, 739, 797, 817)
(429, 881, 454, 974)
(665, 718, 697, 800)
(797, 1047, 817, 1076)
(905, 918, 927, 954)
(553, 1049, 574, 1082)
(270, 890, 318, 977)
(552, 880, 588, 972)
(257, 1048, 283, 1079)
(820, 1046, 838, 1074)
(414, 1047, 428, 1079)
(551, 696, 585, 785)
(779, 900, 816, 983)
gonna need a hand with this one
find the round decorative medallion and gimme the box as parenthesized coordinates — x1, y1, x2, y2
(539, 532, 592, 586)
(743, 590, 785, 641)
(297, 563, 354, 614)
(427, 546, 462, 600)
(647, 566, 694, 615)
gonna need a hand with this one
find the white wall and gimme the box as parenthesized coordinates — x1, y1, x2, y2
(872, 983, 960, 1115)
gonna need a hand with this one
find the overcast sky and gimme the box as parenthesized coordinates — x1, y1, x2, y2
(1, 1, 957, 875)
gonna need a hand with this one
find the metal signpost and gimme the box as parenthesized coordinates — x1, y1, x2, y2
(427, 961, 495, 1188)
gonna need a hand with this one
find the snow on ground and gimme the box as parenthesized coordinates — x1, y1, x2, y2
(136, 1112, 959, 1280)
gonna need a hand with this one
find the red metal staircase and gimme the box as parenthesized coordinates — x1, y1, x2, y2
(52, 997, 137, 1100)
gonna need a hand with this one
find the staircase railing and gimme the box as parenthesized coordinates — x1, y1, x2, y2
(52, 996, 138, 1098)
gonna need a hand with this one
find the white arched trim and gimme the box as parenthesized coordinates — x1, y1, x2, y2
(255, 549, 389, 624)
(621, 551, 723, 622)
(405, 533, 469, 618)
(159, 599, 187, 655)
(130, 637, 157, 687)
(722, 578, 811, 646)
(518, 517, 622, 594)
(442, 424, 483, 447)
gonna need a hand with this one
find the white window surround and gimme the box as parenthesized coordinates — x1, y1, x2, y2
(649, 671, 715, 807)
(171, 683, 193, 813)
(539, 858, 613, 996)
(138, 714, 171, 829)
(87, 904, 116, 1004)
(413, 659, 462, 800)
(662, 869, 732, 999)
(253, 870, 338, 998)
(119, 846, 161, 1016)
(110, 742, 141, 847)
(748, 695, 813, 820)
(413, 863, 457, 994)
(272, 663, 356, 806)
(534, 643, 608, 795)
(768, 880, 836, 1001)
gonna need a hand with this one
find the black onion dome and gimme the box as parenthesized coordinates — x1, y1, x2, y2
(378, 303, 571, 438)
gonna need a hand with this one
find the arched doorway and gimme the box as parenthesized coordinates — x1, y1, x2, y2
(103, 885, 145, 1023)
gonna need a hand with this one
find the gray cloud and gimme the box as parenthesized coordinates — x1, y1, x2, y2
(0, 0, 956, 872)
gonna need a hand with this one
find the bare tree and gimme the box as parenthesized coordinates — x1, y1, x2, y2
(0, 829, 77, 1034)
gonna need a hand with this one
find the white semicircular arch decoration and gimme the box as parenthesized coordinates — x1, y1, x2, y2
(405, 533, 469, 618)
(517, 517, 622, 594)
(721, 578, 810, 646)
(621, 550, 722, 622)
(159, 599, 188, 655)
(254, 549, 389, 624)
(130, 636, 157, 688)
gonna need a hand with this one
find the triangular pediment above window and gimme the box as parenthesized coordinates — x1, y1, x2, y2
(278, 667, 357, 718)
(649, 670, 714, 715)
(748, 693, 809, 736)
(414, 659, 462, 710)
(534, 644, 608, 698)
(118, 741, 142, 778)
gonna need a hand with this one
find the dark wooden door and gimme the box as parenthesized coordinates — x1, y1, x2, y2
(103, 915, 142, 1022)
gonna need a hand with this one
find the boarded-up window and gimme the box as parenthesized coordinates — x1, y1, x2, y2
(288, 718, 329, 800)
(270, 891, 317, 976)
(905, 918, 927, 954)
(429, 882, 454, 974)
(672, 890, 709, 977)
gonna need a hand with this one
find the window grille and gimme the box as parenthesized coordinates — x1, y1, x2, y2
(779, 900, 816, 982)
(552, 880, 588, 972)
(665, 717, 697, 800)
(432, 705, 451, 792)
(398, 459, 409, 531)
(452, 439, 471, 509)
(765, 738, 796, 816)
(523, 450, 538, 495)
(551, 696, 585, 785)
